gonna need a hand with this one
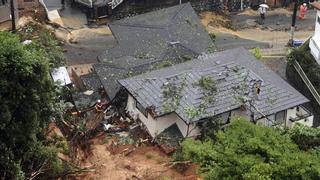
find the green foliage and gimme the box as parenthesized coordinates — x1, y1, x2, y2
(200, 116, 223, 140)
(135, 52, 154, 59)
(287, 42, 320, 92)
(0, 31, 64, 179)
(286, 123, 320, 150)
(117, 136, 135, 145)
(48, 134, 70, 154)
(162, 75, 187, 113)
(196, 76, 217, 93)
(18, 23, 66, 68)
(185, 16, 197, 28)
(155, 59, 173, 69)
(185, 76, 217, 119)
(185, 106, 204, 119)
(206, 43, 216, 53)
(178, 117, 320, 179)
(209, 33, 216, 42)
(153, 55, 195, 71)
(180, 54, 193, 62)
(250, 47, 262, 60)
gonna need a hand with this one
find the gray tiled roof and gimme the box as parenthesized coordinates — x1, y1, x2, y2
(93, 62, 147, 100)
(98, 3, 213, 61)
(80, 73, 102, 91)
(119, 48, 309, 123)
(94, 3, 211, 100)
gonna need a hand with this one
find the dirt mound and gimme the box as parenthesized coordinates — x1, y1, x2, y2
(199, 11, 232, 29)
(72, 135, 198, 180)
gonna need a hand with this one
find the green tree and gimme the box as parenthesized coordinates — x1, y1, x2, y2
(178, 117, 320, 179)
(0, 31, 63, 179)
(286, 123, 320, 150)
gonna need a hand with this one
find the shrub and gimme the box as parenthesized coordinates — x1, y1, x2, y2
(178, 117, 320, 179)
(209, 33, 216, 42)
(250, 47, 262, 59)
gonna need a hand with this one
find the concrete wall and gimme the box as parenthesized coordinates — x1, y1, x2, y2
(286, 106, 314, 127)
(126, 95, 200, 138)
(256, 106, 313, 128)
(0, 2, 11, 23)
(224, 106, 313, 128)
(313, 10, 320, 44)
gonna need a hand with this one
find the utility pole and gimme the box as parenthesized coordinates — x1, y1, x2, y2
(289, 0, 299, 46)
(10, 0, 16, 32)
(179, 0, 181, 5)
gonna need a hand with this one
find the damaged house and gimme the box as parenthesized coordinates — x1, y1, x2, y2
(94, 3, 213, 101)
(118, 48, 314, 138)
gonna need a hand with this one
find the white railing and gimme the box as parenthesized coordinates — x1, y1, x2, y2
(111, 0, 124, 9)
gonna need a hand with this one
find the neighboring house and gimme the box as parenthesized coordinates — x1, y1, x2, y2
(309, 2, 320, 64)
(94, 3, 213, 100)
(119, 48, 314, 138)
(0, 0, 18, 28)
(73, 0, 119, 19)
(73, 0, 221, 19)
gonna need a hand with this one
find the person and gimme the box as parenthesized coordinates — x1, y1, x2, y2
(95, 99, 103, 112)
(282, 0, 290, 8)
(258, 5, 267, 24)
(299, 3, 308, 20)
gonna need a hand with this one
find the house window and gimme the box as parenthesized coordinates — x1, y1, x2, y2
(136, 101, 148, 117)
(275, 110, 285, 123)
(24, 0, 34, 2)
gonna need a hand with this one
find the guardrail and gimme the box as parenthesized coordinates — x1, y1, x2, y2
(292, 60, 320, 105)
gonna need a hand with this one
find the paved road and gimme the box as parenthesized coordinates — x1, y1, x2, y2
(64, 27, 116, 66)
(231, 8, 316, 31)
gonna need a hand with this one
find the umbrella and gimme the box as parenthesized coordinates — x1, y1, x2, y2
(259, 4, 269, 8)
